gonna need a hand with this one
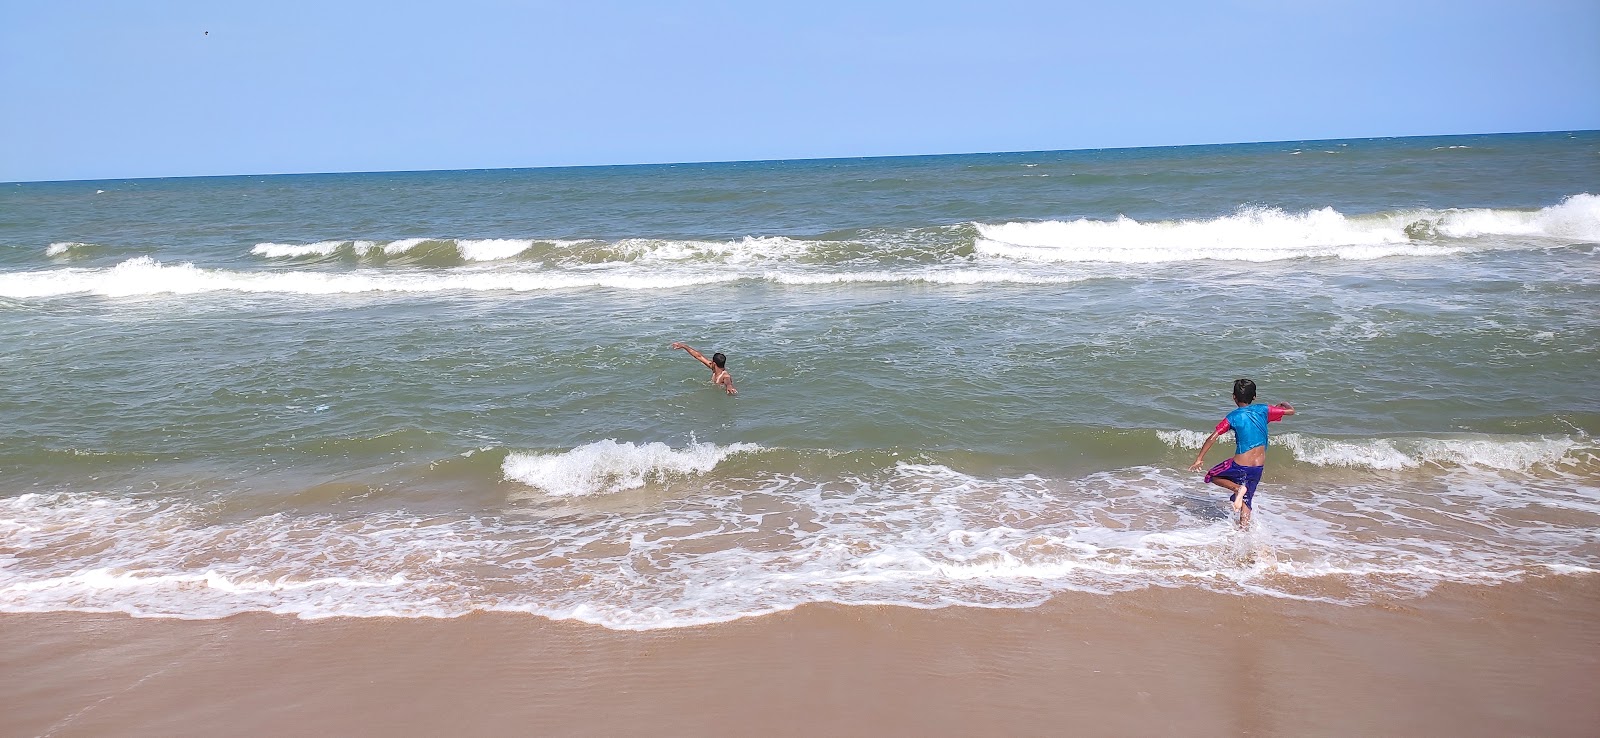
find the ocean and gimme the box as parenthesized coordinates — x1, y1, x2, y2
(2, 131, 1597, 631)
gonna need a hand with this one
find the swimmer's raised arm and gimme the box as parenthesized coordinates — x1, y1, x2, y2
(670, 342, 715, 369)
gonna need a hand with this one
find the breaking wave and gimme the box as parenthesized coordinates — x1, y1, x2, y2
(975, 194, 1600, 263)
(45, 241, 98, 258)
(502, 439, 761, 497)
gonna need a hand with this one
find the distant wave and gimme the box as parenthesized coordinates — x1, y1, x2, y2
(975, 194, 1600, 264)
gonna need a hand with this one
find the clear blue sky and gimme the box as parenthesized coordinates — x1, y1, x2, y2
(4, 0, 1598, 182)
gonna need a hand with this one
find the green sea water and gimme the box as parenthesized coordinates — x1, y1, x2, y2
(2, 132, 1597, 628)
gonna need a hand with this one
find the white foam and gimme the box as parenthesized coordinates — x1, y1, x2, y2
(974, 194, 1600, 264)
(1543, 564, 1600, 574)
(502, 439, 760, 496)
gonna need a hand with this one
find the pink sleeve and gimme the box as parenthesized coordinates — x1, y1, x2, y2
(1214, 418, 1231, 435)
(1268, 406, 1286, 422)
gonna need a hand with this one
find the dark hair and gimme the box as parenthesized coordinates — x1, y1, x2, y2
(712, 352, 727, 368)
(1232, 378, 1256, 404)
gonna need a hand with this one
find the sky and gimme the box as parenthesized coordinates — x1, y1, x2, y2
(3, 0, 1598, 182)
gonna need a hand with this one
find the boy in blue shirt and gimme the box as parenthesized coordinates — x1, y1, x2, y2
(1188, 378, 1294, 528)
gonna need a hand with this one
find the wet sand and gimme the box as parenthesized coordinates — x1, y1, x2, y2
(4, 576, 1596, 737)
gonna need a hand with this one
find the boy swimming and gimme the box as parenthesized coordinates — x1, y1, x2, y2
(670, 342, 737, 395)
(1187, 378, 1294, 528)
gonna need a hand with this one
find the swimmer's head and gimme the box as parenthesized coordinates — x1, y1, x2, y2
(712, 352, 727, 368)
(1232, 378, 1256, 404)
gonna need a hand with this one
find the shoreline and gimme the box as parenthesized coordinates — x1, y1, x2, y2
(4, 576, 1596, 737)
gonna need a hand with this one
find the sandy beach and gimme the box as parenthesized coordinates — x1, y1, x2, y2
(5, 576, 1595, 737)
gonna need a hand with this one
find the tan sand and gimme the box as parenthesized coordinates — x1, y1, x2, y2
(3, 576, 1596, 737)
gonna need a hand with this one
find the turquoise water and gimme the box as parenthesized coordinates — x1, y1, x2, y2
(2, 132, 1598, 628)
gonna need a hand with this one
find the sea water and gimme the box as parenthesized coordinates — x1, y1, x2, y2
(1, 132, 1597, 628)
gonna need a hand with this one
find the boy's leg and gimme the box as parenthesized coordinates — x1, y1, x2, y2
(1235, 468, 1263, 528)
(1204, 460, 1248, 503)
(1212, 477, 1246, 497)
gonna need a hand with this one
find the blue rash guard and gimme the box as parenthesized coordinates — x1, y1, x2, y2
(1216, 403, 1286, 454)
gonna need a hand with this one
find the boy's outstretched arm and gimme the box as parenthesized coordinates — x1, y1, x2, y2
(670, 342, 714, 369)
(1271, 402, 1295, 418)
(1188, 429, 1225, 471)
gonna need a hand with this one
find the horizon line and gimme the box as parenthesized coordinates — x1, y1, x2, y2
(6, 128, 1594, 187)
